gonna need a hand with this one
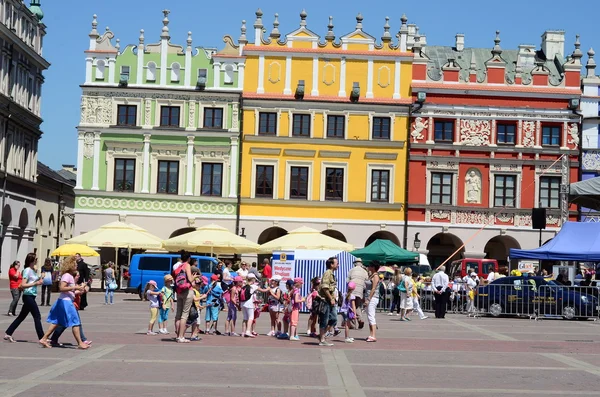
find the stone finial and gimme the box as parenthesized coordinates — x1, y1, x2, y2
(413, 26, 422, 53)
(270, 13, 280, 39)
(586, 48, 597, 78)
(254, 8, 263, 28)
(89, 14, 99, 38)
(186, 31, 192, 50)
(139, 29, 145, 45)
(355, 13, 363, 30)
(300, 9, 307, 27)
(325, 16, 335, 42)
(491, 30, 502, 56)
(115, 38, 120, 52)
(381, 17, 391, 43)
(572, 34, 583, 62)
(161, 9, 171, 40)
(399, 13, 408, 34)
(239, 20, 248, 43)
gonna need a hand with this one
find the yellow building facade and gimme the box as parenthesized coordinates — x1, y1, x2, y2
(233, 10, 414, 248)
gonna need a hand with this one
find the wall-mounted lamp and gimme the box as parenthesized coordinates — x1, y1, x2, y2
(295, 80, 305, 100)
(568, 98, 580, 111)
(350, 82, 360, 102)
(413, 232, 421, 250)
(239, 227, 246, 238)
(416, 92, 426, 104)
(59, 199, 75, 220)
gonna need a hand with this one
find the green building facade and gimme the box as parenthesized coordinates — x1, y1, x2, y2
(74, 10, 244, 238)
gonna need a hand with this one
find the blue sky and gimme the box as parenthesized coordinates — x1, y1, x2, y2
(38, 0, 598, 169)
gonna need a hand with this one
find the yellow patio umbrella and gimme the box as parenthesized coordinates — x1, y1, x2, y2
(66, 221, 163, 249)
(161, 224, 259, 255)
(51, 243, 99, 257)
(258, 226, 354, 254)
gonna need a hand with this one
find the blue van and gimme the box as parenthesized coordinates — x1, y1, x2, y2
(126, 254, 219, 298)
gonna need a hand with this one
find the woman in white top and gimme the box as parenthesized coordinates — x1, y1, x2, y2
(365, 262, 381, 342)
(399, 268, 414, 321)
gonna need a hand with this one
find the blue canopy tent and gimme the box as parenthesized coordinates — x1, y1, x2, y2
(509, 222, 600, 261)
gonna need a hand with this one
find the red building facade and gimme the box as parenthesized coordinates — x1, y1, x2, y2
(407, 30, 581, 268)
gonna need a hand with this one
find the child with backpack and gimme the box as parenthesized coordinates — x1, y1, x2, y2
(205, 274, 224, 335)
(266, 275, 283, 337)
(188, 281, 207, 341)
(277, 279, 294, 339)
(240, 273, 269, 338)
(144, 280, 161, 335)
(305, 277, 320, 337)
(340, 282, 357, 343)
(289, 277, 305, 341)
(158, 275, 175, 335)
(225, 276, 243, 336)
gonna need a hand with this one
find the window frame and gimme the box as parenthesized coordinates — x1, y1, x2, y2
(430, 172, 454, 205)
(542, 125, 561, 146)
(203, 107, 224, 129)
(160, 106, 181, 127)
(324, 167, 344, 201)
(258, 112, 277, 135)
(292, 114, 311, 137)
(255, 164, 275, 198)
(496, 123, 516, 145)
(289, 166, 309, 200)
(200, 162, 223, 197)
(539, 176, 561, 208)
(493, 174, 516, 208)
(434, 120, 454, 142)
(113, 158, 136, 192)
(326, 115, 346, 139)
(371, 169, 390, 202)
(157, 160, 179, 195)
(372, 116, 391, 140)
(116, 104, 137, 127)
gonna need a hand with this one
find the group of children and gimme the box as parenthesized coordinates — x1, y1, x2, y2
(142, 270, 365, 343)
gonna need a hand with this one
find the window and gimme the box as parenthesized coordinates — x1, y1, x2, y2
(224, 64, 234, 84)
(494, 175, 516, 207)
(197, 68, 208, 84)
(434, 121, 454, 142)
(290, 166, 308, 199)
(157, 161, 179, 194)
(371, 169, 390, 202)
(114, 159, 135, 192)
(496, 123, 515, 145)
(160, 106, 180, 127)
(327, 115, 345, 138)
(120, 65, 130, 79)
(292, 114, 310, 137)
(258, 112, 277, 135)
(539, 176, 560, 208)
(542, 125, 561, 146)
(325, 168, 344, 201)
(372, 117, 391, 140)
(95, 60, 105, 80)
(203, 108, 223, 129)
(170, 62, 181, 82)
(201, 163, 223, 196)
(146, 62, 157, 81)
(255, 165, 274, 197)
(430, 172, 453, 205)
(117, 105, 137, 126)
(138, 257, 171, 271)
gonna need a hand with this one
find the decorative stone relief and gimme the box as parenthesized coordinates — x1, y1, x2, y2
(322, 63, 336, 86)
(491, 164, 520, 172)
(582, 151, 600, 171)
(516, 213, 532, 227)
(231, 103, 239, 130)
(464, 168, 482, 204)
(377, 66, 390, 88)
(567, 123, 579, 147)
(144, 99, 151, 125)
(77, 196, 236, 215)
(496, 213, 514, 223)
(428, 161, 457, 170)
(455, 210, 492, 225)
(268, 62, 281, 84)
(521, 121, 535, 147)
(84, 91, 236, 103)
(431, 210, 451, 221)
(411, 117, 428, 142)
(80, 96, 112, 124)
(460, 119, 490, 146)
(188, 101, 195, 128)
(83, 132, 94, 159)
(546, 215, 560, 226)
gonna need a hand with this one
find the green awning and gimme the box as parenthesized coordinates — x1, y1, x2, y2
(350, 239, 419, 264)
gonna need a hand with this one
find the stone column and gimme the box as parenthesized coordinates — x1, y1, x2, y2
(229, 136, 239, 198)
(185, 136, 194, 196)
(213, 62, 221, 88)
(141, 133, 151, 193)
(75, 132, 84, 189)
(338, 57, 347, 97)
(91, 132, 101, 190)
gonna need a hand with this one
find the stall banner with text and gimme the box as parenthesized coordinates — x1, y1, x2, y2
(272, 251, 295, 290)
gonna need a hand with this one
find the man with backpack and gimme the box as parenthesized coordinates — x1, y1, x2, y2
(317, 257, 339, 346)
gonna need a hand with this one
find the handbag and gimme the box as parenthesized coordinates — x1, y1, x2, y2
(108, 281, 117, 291)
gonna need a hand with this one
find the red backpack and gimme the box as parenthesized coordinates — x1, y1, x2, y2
(175, 265, 191, 293)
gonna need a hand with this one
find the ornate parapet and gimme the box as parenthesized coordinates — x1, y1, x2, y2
(424, 207, 562, 227)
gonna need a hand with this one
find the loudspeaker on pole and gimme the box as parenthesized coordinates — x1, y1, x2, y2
(532, 208, 547, 230)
